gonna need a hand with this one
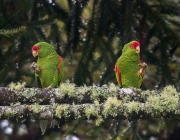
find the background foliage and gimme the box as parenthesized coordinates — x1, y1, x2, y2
(1, 0, 180, 139)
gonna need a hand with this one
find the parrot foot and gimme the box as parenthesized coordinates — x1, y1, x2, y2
(138, 62, 147, 69)
(31, 62, 40, 73)
(138, 62, 147, 77)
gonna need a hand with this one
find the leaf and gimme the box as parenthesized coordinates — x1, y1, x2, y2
(40, 120, 48, 135)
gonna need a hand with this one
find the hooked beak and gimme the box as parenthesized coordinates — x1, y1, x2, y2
(32, 50, 39, 57)
(136, 46, 140, 54)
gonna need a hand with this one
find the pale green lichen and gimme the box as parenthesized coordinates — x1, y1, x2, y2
(141, 90, 154, 98)
(10, 102, 21, 106)
(22, 89, 36, 99)
(85, 105, 99, 119)
(77, 85, 91, 94)
(146, 85, 179, 114)
(31, 103, 41, 114)
(8, 81, 26, 91)
(103, 97, 122, 117)
(95, 115, 103, 126)
(146, 95, 163, 113)
(160, 85, 179, 112)
(90, 84, 101, 101)
(59, 80, 76, 98)
(122, 96, 131, 103)
(108, 83, 117, 96)
(94, 100, 100, 106)
(55, 104, 70, 119)
(124, 101, 140, 114)
(162, 85, 178, 96)
(5, 108, 17, 118)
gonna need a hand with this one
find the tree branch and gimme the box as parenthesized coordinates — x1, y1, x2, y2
(0, 83, 143, 105)
(0, 83, 179, 122)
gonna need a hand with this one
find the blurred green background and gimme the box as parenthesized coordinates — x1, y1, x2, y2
(1, 0, 180, 139)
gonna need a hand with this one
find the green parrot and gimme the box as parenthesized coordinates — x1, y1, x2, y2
(31, 42, 64, 88)
(115, 41, 147, 88)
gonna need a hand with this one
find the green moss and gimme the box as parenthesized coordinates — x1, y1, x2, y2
(8, 81, 26, 91)
(103, 97, 122, 117)
(59, 80, 75, 98)
(85, 105, 99, 119)
(55, 104, 70, 119)
(5, 108, 17, 118)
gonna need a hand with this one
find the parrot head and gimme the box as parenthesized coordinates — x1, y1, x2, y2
(122, 41, 140, 56)
(129, 41, 140, 54)
(32, 42, 55, 58)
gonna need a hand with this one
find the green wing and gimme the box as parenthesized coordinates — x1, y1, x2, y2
(49, 56, 64, 87)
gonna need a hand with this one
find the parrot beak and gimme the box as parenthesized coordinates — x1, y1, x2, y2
(32, 50, 39, 57)
(136, 46, 140, 54)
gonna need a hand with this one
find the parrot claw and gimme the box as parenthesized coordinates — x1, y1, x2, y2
(31, 62, 40, 72)
(138, 61, 147, 77)
(31, 62, 37, 68)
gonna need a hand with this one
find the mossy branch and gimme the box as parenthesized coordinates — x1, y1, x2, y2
(0, 83, 179, 122)
(1, 84, 143, 105)
(0, 101, 179, 122)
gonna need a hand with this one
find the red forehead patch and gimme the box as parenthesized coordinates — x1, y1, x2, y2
(130, 41, 140, 49)
(32, 45, 41, 51)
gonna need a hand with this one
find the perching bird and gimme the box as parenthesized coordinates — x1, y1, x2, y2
(31, 42, 64, 88)
(115, 41, 147, 88)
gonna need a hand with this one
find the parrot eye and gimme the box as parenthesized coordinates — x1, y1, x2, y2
(130, 45, 135, 49)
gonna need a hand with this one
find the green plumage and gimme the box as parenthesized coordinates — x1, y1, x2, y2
(34, 42, 64, 88)
(115, 41, 142, 88)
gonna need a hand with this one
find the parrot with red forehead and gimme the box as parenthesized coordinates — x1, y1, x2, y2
(31, 42, 64, 88)
(115, 41, 147, 88)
